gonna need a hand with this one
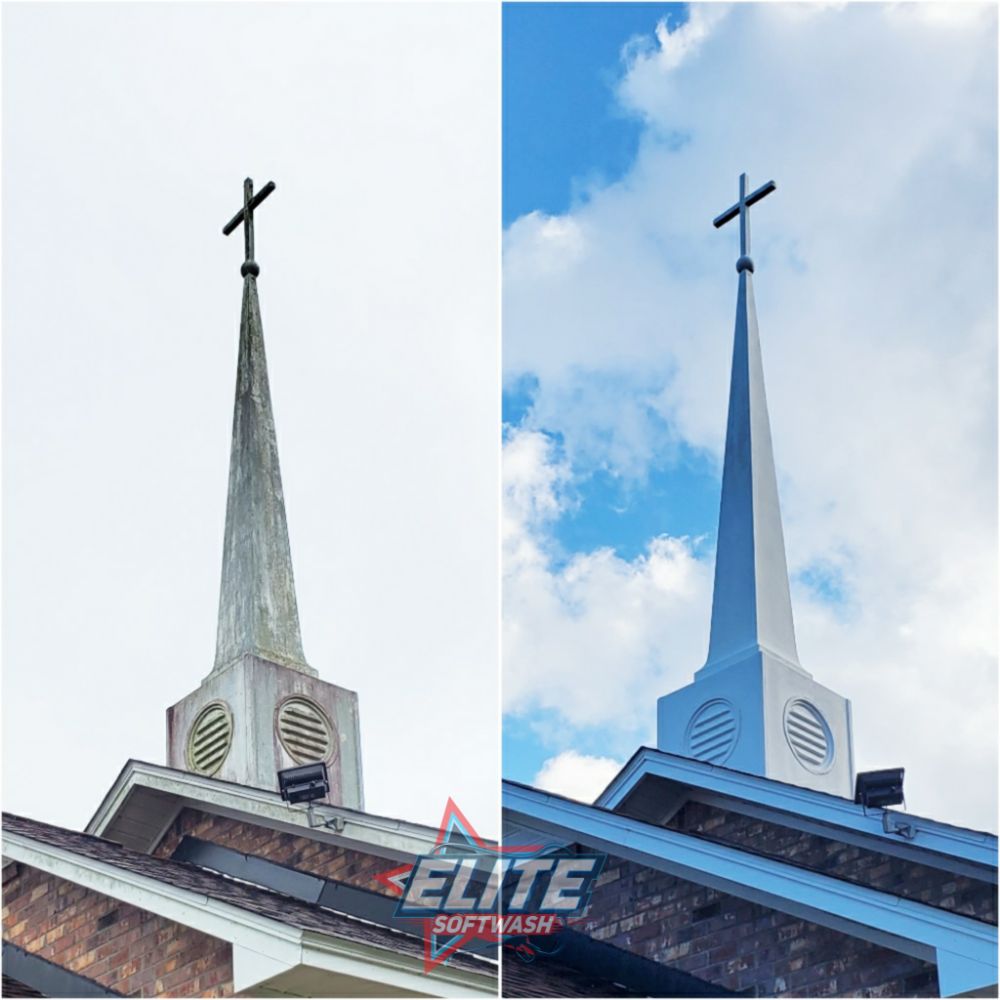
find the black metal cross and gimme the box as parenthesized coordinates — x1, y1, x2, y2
(713, 173, 776, 260)
(223, 178, 276, 274)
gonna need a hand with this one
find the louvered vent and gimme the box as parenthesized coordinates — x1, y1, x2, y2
(685, 699, 739, 764)
(277, 697, 334, 764)
(783, 699, 834, 772)
(187, 702, 233, 776)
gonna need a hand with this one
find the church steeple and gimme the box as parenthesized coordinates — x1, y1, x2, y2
(700, 175, 803, 679)
(166, 179, 362, 807)
(213, 179, 313, 676)
(657, 174, 854, 798)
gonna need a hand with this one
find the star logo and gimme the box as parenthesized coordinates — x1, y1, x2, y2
(375, 798, 545, 971)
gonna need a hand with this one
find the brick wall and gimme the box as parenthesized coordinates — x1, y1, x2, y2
(667, 800, 997, 923)
(580, 856, 938, 998)
(153, 808, 390, 893)
(2, 862, 232, 997)
(572, 799, 1000, 997)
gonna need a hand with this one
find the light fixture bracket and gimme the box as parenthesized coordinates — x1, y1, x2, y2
(307, 802, 346, 833)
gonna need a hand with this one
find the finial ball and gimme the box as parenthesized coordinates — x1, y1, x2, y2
(736, 255, 755, 274)
(241, 261, 260, 278)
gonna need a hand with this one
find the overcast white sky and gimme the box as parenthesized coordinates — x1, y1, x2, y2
(3, 3, 499, 837)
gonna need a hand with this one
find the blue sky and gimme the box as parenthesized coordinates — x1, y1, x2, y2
(503, 2, 699, 788)
(502, 1, 716, 575)
(503, 3, 685, 226)
(502, 3, 997, 829)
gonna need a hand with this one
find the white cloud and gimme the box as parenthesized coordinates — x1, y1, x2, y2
(645, 5, 728, 73)
(503, 428, 712, 747)
(504, 4, 997, 831)
(534, 750, 624, 805)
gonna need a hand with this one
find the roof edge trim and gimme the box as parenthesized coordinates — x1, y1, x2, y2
(594, 748, 998, 873)
(85, 759, 452, 859)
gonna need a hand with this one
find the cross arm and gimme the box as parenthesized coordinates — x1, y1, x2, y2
(222, 181, 277, 236)
(712, 179, 777, 230)
(744, 179, 776, 209)
(712, 203, 740, 229)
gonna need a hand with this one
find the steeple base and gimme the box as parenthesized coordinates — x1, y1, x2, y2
(657, 651, 854, 798)
(167, 655, 363, 808)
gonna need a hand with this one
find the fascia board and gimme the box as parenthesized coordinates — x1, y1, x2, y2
(594, 750, 998, 874)
(85, 761, 136, 838)
(504, 783, 998, 976)
(86, 761, 442, 858)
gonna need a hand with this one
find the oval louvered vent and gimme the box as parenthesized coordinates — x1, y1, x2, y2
(187, 702, 233, 776)
(685, 699, 739, 764)
(783, 699, 834, 773)
(277, 697, 334, 764)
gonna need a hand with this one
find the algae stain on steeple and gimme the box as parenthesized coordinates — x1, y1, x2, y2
(213, 268, 313, 675)
(212, 177, 313, 676)
(167, 179, 362, 807)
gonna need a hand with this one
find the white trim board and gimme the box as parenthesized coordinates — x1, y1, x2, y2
(596, 748, 998, 879)
(85, 760, 451, 860)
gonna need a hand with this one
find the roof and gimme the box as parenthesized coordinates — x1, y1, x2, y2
(0, 976, 45, 999)
(85, 758, 463, 860)
(503, 779, 998, 998)
(501, 928, 738, 998)
(502, 952, 642, 997)
(3, 811, 491, 980)
(595, 747, 998, 879)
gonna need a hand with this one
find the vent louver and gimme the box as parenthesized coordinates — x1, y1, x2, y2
(277, 697, 334, 764)
(783, 699, 834, 772)
(187, 702, 233, 776)
(685, 699, 739, 764)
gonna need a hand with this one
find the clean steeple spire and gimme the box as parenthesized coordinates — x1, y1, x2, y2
(699, 173, 804, 678)
(658, 173, 852, 797)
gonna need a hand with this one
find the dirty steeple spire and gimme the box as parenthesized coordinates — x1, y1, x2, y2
(212, 178, 313, 676)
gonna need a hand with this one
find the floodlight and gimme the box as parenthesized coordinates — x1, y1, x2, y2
(854, 768, 904, 809)
(278, 762, 329, 804)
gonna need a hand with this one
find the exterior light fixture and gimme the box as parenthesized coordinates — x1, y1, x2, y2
(278, 762, 329, 804)
(854, 768, 905, 809)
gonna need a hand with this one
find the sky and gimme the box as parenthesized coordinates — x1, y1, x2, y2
(502, 2, 999, 832)
(2, 3, 499, 837)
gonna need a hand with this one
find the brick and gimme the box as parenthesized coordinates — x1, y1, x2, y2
(578, 842, 947, 997)
(4, 862, 233, 997)
(151, 808, 389, 895)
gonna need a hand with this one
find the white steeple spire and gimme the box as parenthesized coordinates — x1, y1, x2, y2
(657, 174, 854, 797)
(700, 259, 804, 678)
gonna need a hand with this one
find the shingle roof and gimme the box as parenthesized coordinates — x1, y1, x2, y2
(3, 812, 494, 979)
(502, 952, 642, 997)
(500, 929, 738, 999)
(1, 975, 46, 998)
